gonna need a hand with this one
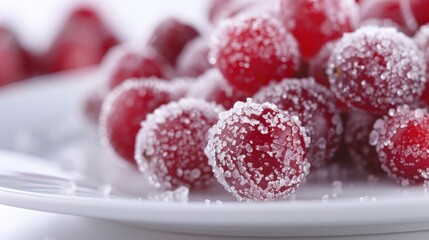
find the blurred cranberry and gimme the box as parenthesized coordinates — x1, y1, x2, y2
(0, 27, 29, 87)
(409, 0, 429, 27)
(105, 47, 170, 90)
(47, 6, 119, 73)
(209, 0, 234, 23)
(147, 18, 199, 67)
(211, 0, 277, 25)
(177, 37, 211, 78)
(360, 0, 414, 35)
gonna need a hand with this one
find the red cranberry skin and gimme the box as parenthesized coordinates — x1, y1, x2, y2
(105, 47, 168, 90)
(148, 18, 199, 67)
(187, 69, 250, 109)
(308, 41, 337, 88)
(211, 14, 300, 94)
(0, 27, 29, 86)
(360, 0, 414, 35)
(371, 106, 429, 185)
(177, 37, 211, 78)
(206, 100, 310, 202)
(327, 26, 427, 113)
(254, 78, 343, 168)
(409, 0, 429, 27)
(47, 6, 119, 72)
(279, 0, 358, 61)
(136, 99, 224, 190)
(99, 79, 177, 165)
(345, 111, 384, 174)
(414, 24, 429, 104)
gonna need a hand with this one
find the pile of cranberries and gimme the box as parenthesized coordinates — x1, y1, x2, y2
(87, 0, 429, 202)
(0, 5, 119, 88)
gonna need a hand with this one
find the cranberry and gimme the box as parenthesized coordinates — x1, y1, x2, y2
(148, 18, 199, 67)
(0, 27, 29, 86)
(254, 78, 343, 168)
(211, 14, 300, 94)
(409, 0, 429, 27)
(308, 41, 337, 88)
(206, 99, 310, 202)
(99, 79, 178, 165)
(327, 26, 426, 113)
(105, 47, 169, 90)
(414, 24, 429, 104)
(47, 6, 119, 72)
(187, 69, 250, 109)
(370, 106, 429, 185)
(135, 99, 224, 189)
(345, 110, 384, 174)
(177, 37, 211, 78)
(209, 0, 234, 23)
(279, 0, 358, 60)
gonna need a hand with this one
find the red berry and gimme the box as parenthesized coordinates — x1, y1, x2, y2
(414, 24, 429, 104)
(370, 106, 429, 185)
(48, 6, 119, 72)
(327, 26, 427, 113)
(177, 37, 211, 78)
(279, 0, 358, 60)
(105, 47, 169, 90)
(360, 0, 414, 35)
(209, 0, 235, 24)
(99, 79, 178, 165)
(211, 14, 300, 94)
(187, 69, 250, 109)
(135, 99, 224, 189)
(206, 99, 310, 202)
(254, 78, 343, 168)
(409, 0, 429, 28)
(345, 111, 383, 174)
(308, 41, 337, 89)
(0, 27, 29, 86)
(148, 18, 199, 67)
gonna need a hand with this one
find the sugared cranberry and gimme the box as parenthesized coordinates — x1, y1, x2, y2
(0, 27, 29, 86)
(206, 99, 310, 202)
(136, 99, 224, 189)
(99, 79, 178, 165)
(345, 111, 383, 174)
(104, 47, 169, 90)
(211, 14, 300, 94)
(47, 6, 119, 72)
(370, 106, 429, 185)
(187, 69, 250, 109)
(254, 78, 343, 168)
(414, 24, 429, 104)
(177, 37, 211, 78)
(147, 18, 199, 67)
(327, 26, 426, 113)
(279, 0, 358, 60)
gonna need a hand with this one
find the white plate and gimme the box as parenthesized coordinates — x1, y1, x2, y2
(1, 71, 429, 238)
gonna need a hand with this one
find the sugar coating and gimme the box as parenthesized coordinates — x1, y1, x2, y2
(210, 13, 300, 93)
(186, 69, 250, 109)
(345, 110, 383, 174)
(327, 26, 427, 113)
(135, 98, 224, 190)
(254, 78, 343, 168)
(370, 105, 429, 186)
(99, 78, 176, 163)
(414, 24, 429, 61)
(205, 99, 310, 202)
